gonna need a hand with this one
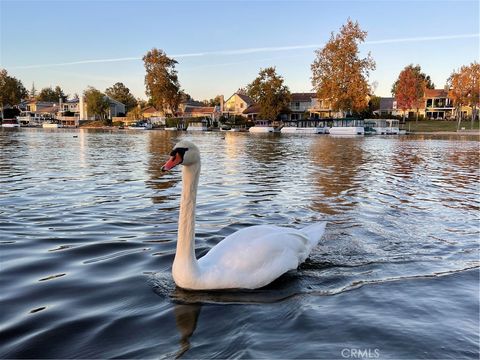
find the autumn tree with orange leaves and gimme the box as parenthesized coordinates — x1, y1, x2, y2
(392, 65, 425, 122)
(448, 61, 480, 129)
(311, 19, 375, 117)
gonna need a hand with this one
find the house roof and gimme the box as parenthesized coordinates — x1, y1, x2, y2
(424, 89, 450, 98)
(291, 93, 316, 102)
(224, 93, 254, 107)
(243, 103, 261, 114)
(184, 106, 215, 114)
(36, 106, 58, 113)
(142, 106, 159, 114)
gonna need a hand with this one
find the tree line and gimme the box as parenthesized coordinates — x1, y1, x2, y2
(1, 19, 478, 124)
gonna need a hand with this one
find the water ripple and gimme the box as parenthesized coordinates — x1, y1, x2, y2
(0, 129, 478, 359)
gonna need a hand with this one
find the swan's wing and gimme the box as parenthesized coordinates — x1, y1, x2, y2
(197, 225, 314, 289)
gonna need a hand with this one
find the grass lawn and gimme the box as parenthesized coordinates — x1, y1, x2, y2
(405, 119, 480, 132)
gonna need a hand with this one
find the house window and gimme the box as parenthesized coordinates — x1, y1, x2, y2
(240, 103, 243, 108)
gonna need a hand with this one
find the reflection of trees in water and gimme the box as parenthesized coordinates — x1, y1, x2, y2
(309, 137, 364, 214)
(0, 130, 21, 178)
(444, 147, 480, 182)
(146, 131, 181, 204)
(389, 137, 425, 182)
(242, 134, 295, 189)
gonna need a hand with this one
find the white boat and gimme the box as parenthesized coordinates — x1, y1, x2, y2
(281, 119, 328, 134)
(385, 119, 400, 135)
(249, 120, 276, 133)
(165, 127, 178, 131)
(187, 120, 209, 131)
(128, 121, 152, 130)
(16, 112, 45, 127)
(365, 119, 387, 135)
(42, 122, 63, 128)
(328, 119, 364, 135)
(1, 119, 20, 128)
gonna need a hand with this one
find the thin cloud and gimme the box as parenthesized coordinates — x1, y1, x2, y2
(8, 33, 479, 69)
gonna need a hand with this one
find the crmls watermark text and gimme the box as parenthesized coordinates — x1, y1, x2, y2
(341, 348, 380, 359)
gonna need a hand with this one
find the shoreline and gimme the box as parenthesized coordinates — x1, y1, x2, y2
(5, 126, 480, 136)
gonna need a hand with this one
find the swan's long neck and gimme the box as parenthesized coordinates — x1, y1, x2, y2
(173, 161, 201, 281)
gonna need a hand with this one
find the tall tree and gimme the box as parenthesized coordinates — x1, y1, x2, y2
(83, 86, 109, 121)
(37, 87, 58, 102)
(203, 95, 222, 107)
(311, 19, 375, 116)
(30, 82, 37, 98)
(105, 82, 138, 111)
(143, 48, 181, 115)
(246, 67, 291, 121)
(449, 61, 480, 129)
(0, 69, 27, 118)
(392, 65, 425, 122)
(391, 64, 434, 96)
(54, 86, 67, 101)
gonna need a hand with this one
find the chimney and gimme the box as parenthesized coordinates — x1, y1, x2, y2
(219, 95, 224, 113)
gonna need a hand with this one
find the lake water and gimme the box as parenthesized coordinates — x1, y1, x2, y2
(1, 128, 479, 359)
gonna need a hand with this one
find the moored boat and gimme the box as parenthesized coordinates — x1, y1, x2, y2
(248, 120, 276, 133)
(187, 119, 209, 131)
(1, 119, 20, 128)
(128, 121, 152, 130)
(42, 121, 63, 128)
(281, 118, 328, 134)
(328, 118, 364, 135)
(385, 119, 400, 135)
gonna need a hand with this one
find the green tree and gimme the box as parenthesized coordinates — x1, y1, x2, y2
(246, 67, 291, 120)
(311, 19, 376, 116)
(54, 86, 67, 101)
(0, 69, 27, 118)
(143, 48, 181, 115)
(30, 82, 37, 98)
(203, 95, 222, 107)
(105, 82, 138, 111)
(37, 87, 58, 102)
(84, 86, 109, 121)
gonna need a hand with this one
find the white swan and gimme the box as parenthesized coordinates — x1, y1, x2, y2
(162, 140, 326, 290)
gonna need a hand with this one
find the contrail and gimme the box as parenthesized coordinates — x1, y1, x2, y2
(8, 33, 479, 69)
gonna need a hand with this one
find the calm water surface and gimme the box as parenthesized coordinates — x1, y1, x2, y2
(1, 128, 479, 359)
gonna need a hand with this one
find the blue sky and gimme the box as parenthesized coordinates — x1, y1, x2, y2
(1, 0, 478, 101)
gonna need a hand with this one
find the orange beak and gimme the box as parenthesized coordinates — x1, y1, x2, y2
(161, 153, 183, 171)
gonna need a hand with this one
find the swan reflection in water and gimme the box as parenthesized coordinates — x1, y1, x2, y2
(168, 271, 312, 358)
(173, 302, 201, 358)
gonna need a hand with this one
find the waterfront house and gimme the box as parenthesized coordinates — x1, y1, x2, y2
(223, 93, 254, 117)
(374, 97, 401, 117)
(288, 93, 315, 120)
(79, 96, 125, 120)
(242, 92, 336, 122)
(242, 103, 260, 122)
(422, 89, 456, 120)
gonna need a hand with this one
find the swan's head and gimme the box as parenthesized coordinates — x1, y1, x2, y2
(161, 140, 200, 171)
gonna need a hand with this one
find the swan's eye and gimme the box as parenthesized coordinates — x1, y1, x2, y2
(170, 147, 189, 160)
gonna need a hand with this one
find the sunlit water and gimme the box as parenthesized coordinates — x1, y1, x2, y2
(1, 128, 479, 359)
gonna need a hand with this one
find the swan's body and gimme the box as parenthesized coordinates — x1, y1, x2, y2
(162, 140, 326, 290)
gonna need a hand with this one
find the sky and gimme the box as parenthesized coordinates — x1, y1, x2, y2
(1, 0, 479, 101)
